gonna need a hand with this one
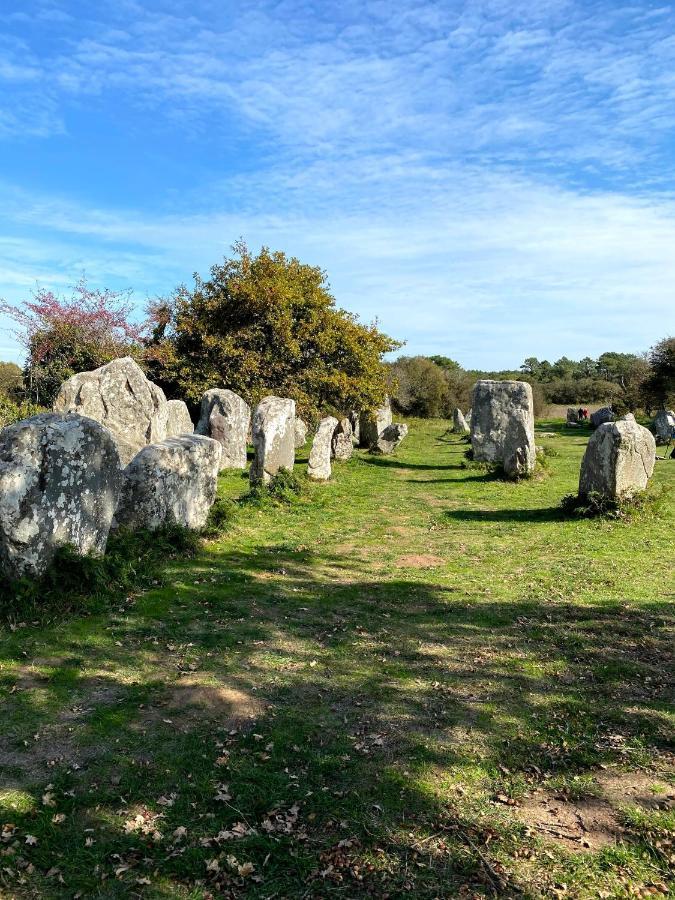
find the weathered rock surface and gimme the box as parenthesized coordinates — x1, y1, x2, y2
(359, 398, 392, 448)
(308, 416, 339, 480)
(294, 417, 308, 448)
(349, 411, 360, 445)
(53, 357, 168, 465)
(115, 435, 222, 531)
(165, 400, 194, 437)
(470, 380, 536, 476)
(567, 408, 579, 425)
(452, 408, 470, 434)
(372, 423, 408, 454)
(579, 413, 655, 500)
(653, 409, 675, 444)
(0, 413, 123, 577)
(250, 397, 296, 484)
(195, 389, 250, 469)
(590, 406, 614, 429)
(332, 417, 354, 461)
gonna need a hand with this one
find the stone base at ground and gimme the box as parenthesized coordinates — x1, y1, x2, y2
(653, 409, 675, 444)
(0, 413, 123, 577)
(308, 416, 339, 480)
(250, 397, 296, 484)
(115, 435, 222, 531)
(371, 423, 408, 454)
(579, 413, 656, 500)
(452, 408, 470, 434)
(359, 398, 392, 448)
(196, 389, 250, 469)
(53, 357, 169, 466)
(470, 380, 536, 475)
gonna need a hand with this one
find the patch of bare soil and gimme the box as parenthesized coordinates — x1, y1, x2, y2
(395, 554, 445, 569)
(516, 769, 674, 853)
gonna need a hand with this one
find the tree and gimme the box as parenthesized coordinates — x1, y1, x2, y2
(643, 336, 675, 409)
(150, 243, 401, 419)
(389, 356, 449, 417)
(1, 280, 143, 406)
(0, 361, 23, 400)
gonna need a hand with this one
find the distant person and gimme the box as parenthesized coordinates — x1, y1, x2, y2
(583, 408, 589, 420)
(577, 407, 584, 422)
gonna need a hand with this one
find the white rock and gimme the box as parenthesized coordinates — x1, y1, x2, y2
(115, 435, 222, 531)
(165, 400, 194, 437)
(332, 417, 354, 461)
(372, 423, 408, 454)
(294, 417, 308, 448)
(195, 389, 250, 470)
(579, 413, 656, 500)
(653, 409, 675, 445)
(308, 417, 339, 480)
(452, 408, 470, 434)
(0, 413, 123, 577)
(249, 397, 296, 484)
(53, 357, 168, 466)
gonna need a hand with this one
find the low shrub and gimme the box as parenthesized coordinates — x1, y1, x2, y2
(246, 468, 305, 505)
(0, 396, 45, 429)
(201, 497, 238, 538)
(561, 485, 670, 520)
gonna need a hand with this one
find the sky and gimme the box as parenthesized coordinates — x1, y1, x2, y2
(1, 0, 674, 369)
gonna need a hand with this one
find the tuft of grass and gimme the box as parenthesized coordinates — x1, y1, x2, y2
(245, 467, 305, 505)
(201, 496, 238, 538)
(561, 484, 671, 520)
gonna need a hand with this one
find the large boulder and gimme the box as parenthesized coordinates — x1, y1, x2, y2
(579, 413, 656, 500)
(372, 423, 408, 454)
(115, 435, 222, 531)
(294, 417, 308, 449)
(195, 389, 250, 470)
(470, 380, 536, 476)
(452, 408, 470, 434)
(653, 409, 675, 445)
(250, 397, 296, 484)
(165, 400, 194, 438)
(590, 406, 614, 429)
(53, 357, 168, 465)
(0, 413, 123, 577)
(359, 398, 392, 448)
(332, 417, 354, 461)
(308, 416, 339, 480)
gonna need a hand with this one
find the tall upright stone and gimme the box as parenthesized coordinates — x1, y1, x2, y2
(196, 389, 250, 470)
(359, 398, 392, 448)
(250, 397, 296, 484)
(165, 400, 194, 438)
(0, 413, 123, 577)
(294, 417, 308, 448)
(590, 406, 614, 429)
(579, 413, 656, 500)
(115, 435, 222, 531)
(452, 408, 470, 434)
(308, 416, 339, 480)
(332, 417, 354, 461)
(653, 409, 675, 445)
(53, 357, 169, 465)
(349, 411, 360, 446)
(470, 380, 536, 477)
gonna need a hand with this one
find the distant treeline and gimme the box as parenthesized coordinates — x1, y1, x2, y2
(389, 342, 675, 419)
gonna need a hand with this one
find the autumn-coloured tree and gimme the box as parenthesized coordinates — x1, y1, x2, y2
(1, 280, 143, 405)
(149, 243, 401, 419)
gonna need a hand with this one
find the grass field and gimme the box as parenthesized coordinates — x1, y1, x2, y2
(0, 419, 673, 899)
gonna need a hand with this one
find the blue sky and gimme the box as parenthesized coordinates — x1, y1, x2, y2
(1, 0, 674, 369)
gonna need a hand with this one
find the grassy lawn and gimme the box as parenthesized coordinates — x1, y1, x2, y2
(0, 419, 673, 898)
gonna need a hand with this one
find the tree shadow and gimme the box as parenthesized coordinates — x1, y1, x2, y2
(360, 456, 465, 472)
(444, 506, 565, 523)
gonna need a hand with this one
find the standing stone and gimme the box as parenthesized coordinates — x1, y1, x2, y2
(294, 417, 308, 448)
(653, 409, 675, 445)
(567, 408, 579, 425)
(0, 413, 123, 577)
(349, 411, 360, 445)
(53, 357, 169, 466)
(115, 435, 222, 531)
(372, 423, 408, 454)
(308, 416, 339, 480)
(359, 397, 392, 448)
(250, 397, 296, 484)
(332, 417, 354, 461)
(452, 408, 470, 434)
(196, 389, 250, 470)
(470, 380, 536, 476)
(579, 413, 656, 500)
(590, 406, 614, 429)
(165, 400, 194, 438)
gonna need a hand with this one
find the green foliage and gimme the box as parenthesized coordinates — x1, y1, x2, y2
(561, 485, 669, 520)
(643, 336, 675, 409)
(149, 242, 401, 419)
(0, 395, 44, 429)
(0, 526, 201, 625)
(201, 497, 238, 538)
(246, 468, 305, 505)
(0, 361, 23, 399)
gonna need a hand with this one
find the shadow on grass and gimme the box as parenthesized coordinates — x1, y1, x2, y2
(359, 455, 464, 472)
(0, 544, 672, 896)
(444, 506, 565, 523)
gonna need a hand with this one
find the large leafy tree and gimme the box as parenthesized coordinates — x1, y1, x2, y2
(643, 336, 675, 409)
(150, 243, 401, 419)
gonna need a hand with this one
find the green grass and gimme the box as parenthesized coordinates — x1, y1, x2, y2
(0, 419, 673, 898)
